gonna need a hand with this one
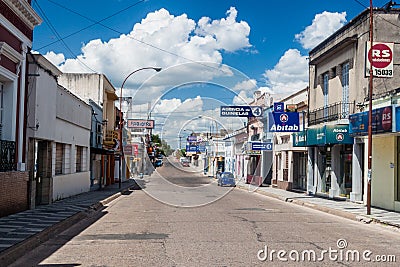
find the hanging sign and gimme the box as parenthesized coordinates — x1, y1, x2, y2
(365, 42, 394, 77)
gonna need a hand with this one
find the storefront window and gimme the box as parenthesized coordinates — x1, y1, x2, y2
(319, 147, 331, 193)
(339, 145, 353, 197)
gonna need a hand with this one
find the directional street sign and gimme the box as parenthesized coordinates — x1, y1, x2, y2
(220, 106, 263, 117)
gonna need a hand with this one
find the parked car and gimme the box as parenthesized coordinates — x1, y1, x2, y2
(217, 172, 236, 187)
(180, 157, 190, 167)
(155, 158, 163, 167)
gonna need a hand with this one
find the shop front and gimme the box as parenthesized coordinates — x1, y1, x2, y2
(350, 105, 400, 211)
(295, 124, 353, 198)
(244, 142, 262, 186)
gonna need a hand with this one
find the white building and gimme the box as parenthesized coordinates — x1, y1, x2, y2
(27, 54, 91, 204)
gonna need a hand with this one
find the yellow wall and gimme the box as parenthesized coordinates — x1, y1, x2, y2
(372, 136, 395, 210)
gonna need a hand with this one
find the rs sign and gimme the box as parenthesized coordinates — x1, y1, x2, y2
(365, 42, 394, 77)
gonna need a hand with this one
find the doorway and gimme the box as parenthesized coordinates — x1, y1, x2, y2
(35, 140, 52, 205)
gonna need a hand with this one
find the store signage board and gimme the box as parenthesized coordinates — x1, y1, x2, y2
(267, 111, 300, 132)
(349, 106, 393, 136)
(365, 42, 394, 77)
(127, 119, 154, 129)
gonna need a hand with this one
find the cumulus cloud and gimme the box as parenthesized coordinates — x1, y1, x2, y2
(43, 7, 251, 89)
(196, 7, 251, 52)
(43, 51, 65, 66)
(261, 11, 346, 97)
(295, 11, 347, 50)
(233, 90, 253, 105)
(263, 49, 308, 95)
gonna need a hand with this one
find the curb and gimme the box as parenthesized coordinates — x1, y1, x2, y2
(236, 184, 397, 229)
(0, 183, 135, 267)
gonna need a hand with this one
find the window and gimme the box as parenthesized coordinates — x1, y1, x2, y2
(76, 146, 83, 172)
(342, 62, 350, 117)
(323, 73, 329, 118)
(55, 143, 64, 175)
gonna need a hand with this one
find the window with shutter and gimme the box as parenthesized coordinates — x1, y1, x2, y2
(55, 143, 63, 175)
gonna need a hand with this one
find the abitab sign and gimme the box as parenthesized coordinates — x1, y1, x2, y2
(267, 112, 300, 132)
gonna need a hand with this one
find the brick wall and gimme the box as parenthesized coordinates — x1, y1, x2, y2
(0, 171, 29, 217)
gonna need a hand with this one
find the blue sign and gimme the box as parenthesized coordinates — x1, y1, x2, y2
(267, 112, 300, 132)
(349, 106, 393, 136)
(274, 102, 284, 112)
(396, 106, 400, 132)
(187, 136, 197, 142)
(251, 142, 273, 151)
(220, 106, 262, 117)
(186, 145, 198, 152)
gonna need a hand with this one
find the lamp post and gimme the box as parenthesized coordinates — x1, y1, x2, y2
(119, 67, 161, 188)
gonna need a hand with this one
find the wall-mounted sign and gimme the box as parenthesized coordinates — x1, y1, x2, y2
(220, 106, 262, 117)
(365, 42, 394, 77)
(127, 119, 154, 129)
(286, 104, 298, 112)
(349, 106, 393, 136)
(306, 125, 353, 146)
(251, 142, 273, 151)
(267, 112, 300, 132)
(274, 102, 284, 112)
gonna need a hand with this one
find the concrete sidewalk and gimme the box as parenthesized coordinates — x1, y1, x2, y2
(236, 179, 400, 229)
(0, 178, 140, 266)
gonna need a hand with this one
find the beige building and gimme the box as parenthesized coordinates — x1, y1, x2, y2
(306, 7, 400, 211)
(58, 73, 120, 186)
(273, 88, 308, 191)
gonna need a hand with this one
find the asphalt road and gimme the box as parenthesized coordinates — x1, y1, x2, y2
(11, 158, 400, 266)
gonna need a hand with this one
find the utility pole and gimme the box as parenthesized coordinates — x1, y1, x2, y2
(367, 0, 373, 215)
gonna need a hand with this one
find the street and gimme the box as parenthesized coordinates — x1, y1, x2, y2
(11, 159, 400, 266)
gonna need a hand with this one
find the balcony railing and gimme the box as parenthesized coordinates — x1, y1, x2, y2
(308, 102, 355, 126)
(0, 140, 16, 172)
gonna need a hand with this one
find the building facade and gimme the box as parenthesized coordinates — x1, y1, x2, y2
(306, 7, 400, 211)
(273, 88, 308, 191)
(58, 73, 119, 186)
(0, 0, 42, 216)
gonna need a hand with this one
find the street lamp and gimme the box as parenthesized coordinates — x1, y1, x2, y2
(119, 67, 162, 188)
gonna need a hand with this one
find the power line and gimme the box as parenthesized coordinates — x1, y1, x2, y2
(35, 0, 229, 75)
(36, 0, 147, 51)
(33, 0, 97, 73)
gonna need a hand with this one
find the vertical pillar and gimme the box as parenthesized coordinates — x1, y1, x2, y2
(307, 147, 314, 194)
(350, 142, 363, 202)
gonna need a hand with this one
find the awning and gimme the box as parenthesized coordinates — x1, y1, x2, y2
(90, 147, 115, 155)
(293, 124, 353, 147)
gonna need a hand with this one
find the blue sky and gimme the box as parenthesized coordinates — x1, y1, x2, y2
(31, 0, 389, 146)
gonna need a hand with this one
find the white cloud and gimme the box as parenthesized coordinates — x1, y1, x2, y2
(43, 51, 65, 66)
(233, 90, 253, 105)
(263, 49, 308, 95)
(43, 7, 251, 92)
(295, 11, 347, 50)
(196, 7, 251, 52)
(232, 79, 257, 92)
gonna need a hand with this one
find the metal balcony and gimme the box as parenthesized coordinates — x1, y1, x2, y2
(308, 102, 355, 126)
(0, 140, 16, 172)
